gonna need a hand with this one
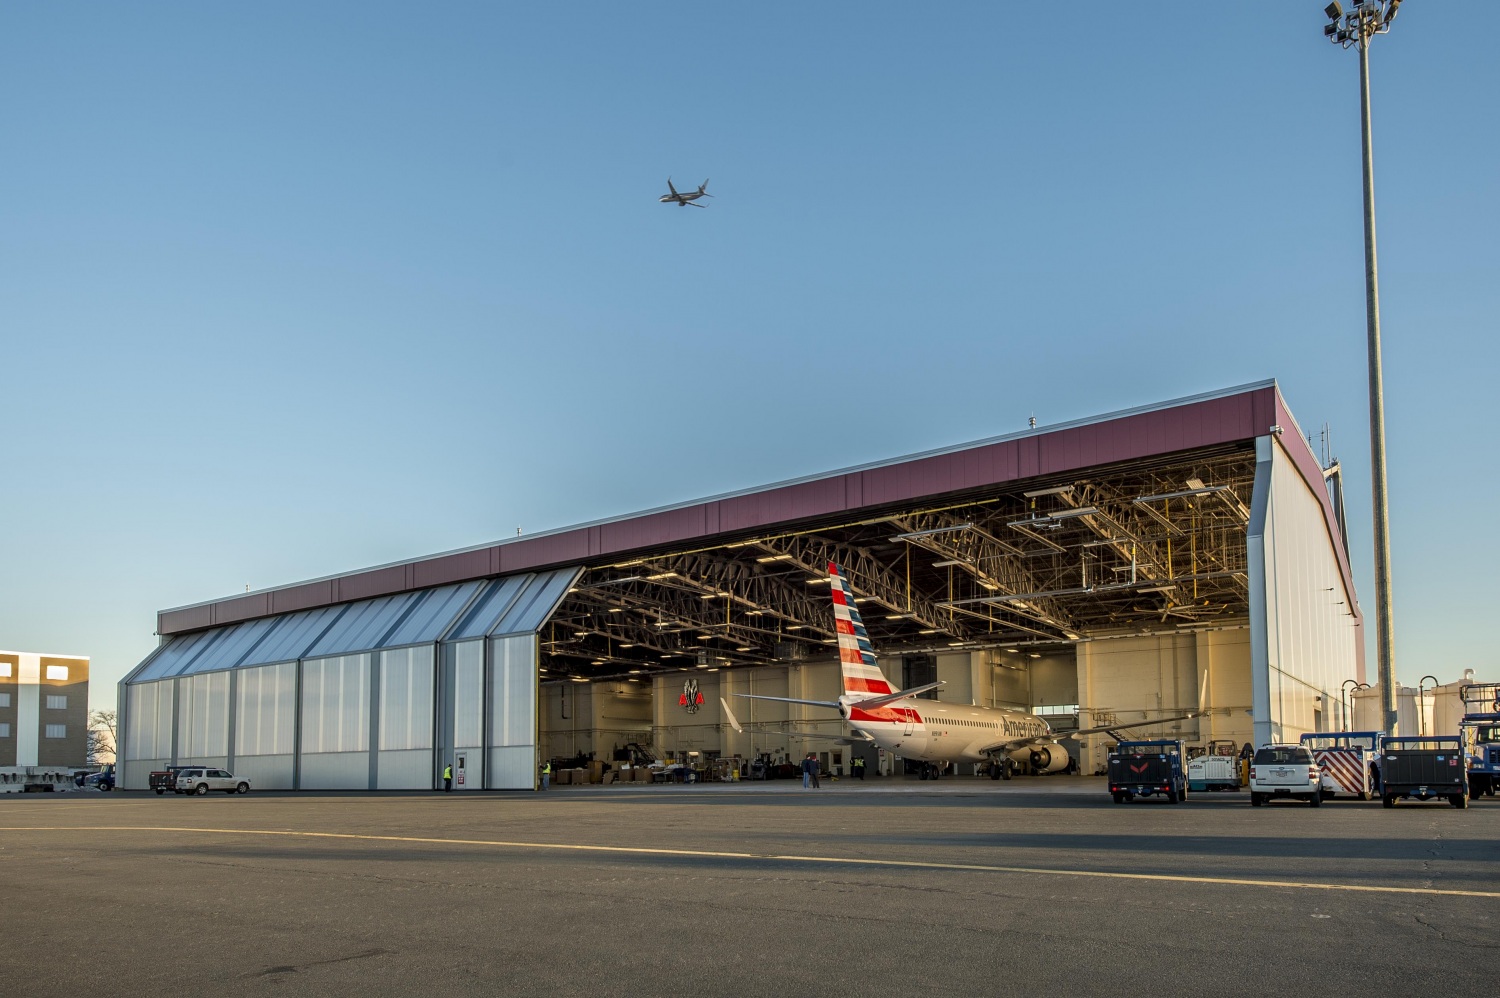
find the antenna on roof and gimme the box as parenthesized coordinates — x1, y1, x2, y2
(1028, 414, 1037, 429)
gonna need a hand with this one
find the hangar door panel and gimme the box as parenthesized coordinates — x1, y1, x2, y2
(488, 634, 537, 789)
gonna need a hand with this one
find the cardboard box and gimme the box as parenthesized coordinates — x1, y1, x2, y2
(553, 769, 570, 785)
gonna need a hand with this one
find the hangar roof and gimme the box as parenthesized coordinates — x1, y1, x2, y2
(155, 380, 1356, 681)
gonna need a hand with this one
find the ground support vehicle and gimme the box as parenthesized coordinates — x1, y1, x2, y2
(1300, 731, 1381, 800)
(174, 767, 251, 796)
(1249, 744, 1322, 807)
(1380, 736, 1468, 808)
(1459, 683, 1500, 800)
(1187, 740, 1241, 792)
(1108, 740, 1188, 804)
(149, 766, 191, 794)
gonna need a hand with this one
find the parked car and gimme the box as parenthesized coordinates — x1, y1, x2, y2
(174, 768, 251, 796)
(1250, 744, 1322, 807)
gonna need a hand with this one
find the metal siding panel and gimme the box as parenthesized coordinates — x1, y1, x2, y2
(412, 549, 490, 590)
(497, 533, 591, 574)
(271, 581, 335, 615)
(244, 605, 345, 666)
(336, 566, 407, 603)
(306, 594, 420, 658)
(495, 570, 578, 635)
(160, 604, 212, 636)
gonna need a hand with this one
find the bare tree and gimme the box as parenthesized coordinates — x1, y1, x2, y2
(88, 709, 117, 765)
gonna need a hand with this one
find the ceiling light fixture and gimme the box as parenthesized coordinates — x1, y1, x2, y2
(1022, 485, 1074, 498)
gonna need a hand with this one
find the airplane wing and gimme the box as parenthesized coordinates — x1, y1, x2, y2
(968, 712, 1202, 756)
(846, 681, 943, 710)
(734, 694, 843, 709)
(684, 200, 707, 207)
(721, 699, 869, 745)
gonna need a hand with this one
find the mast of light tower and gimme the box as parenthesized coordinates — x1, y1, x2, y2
(1322, 0, 1403, 736)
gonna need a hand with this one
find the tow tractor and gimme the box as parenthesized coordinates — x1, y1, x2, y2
(1459, 683, 1500, 801)
(1108, 739, 1188, 804)
(1300, 731, 1381, 801)
(1380, 736, 1468, 809)
(1187, 740, 1241, 792)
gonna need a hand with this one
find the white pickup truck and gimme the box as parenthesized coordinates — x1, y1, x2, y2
(1249, 744, 1322, 807)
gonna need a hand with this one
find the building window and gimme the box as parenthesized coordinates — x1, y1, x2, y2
(47, 695, 68, 710)
(0, 693, 9, 708)
(0, 663, 11, 678)
(0, 723, 9, 738)
(46, 665, 70, 681)
(45, 724, 67, 739)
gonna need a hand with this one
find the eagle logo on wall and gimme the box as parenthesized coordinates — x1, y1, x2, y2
(680, 678, 705, 714)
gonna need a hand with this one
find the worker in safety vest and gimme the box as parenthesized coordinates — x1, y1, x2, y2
(541, 761, 551, 790)
(443, 763, 453, 792)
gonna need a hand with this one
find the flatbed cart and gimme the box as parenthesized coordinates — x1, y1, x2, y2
(1380, 736, 1468, 809)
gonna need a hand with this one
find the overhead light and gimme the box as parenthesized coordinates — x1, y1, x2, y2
(591, 659, 605, 665)
(756, 553, 794, 563)
(1028, 653, 1041, 659)
(1324, 1, 1342, 19)
(1002, 647, 1018, 653)
(980, 581, 999, 591)
(806, 577, 830, 585)
(932, 559, 969, 568)
(628, 669, 642, 674)
(707, 668, 720, 672)
(644, 571, 678, 581)
(700, 593, 718, 600)
(1133, 487, 1226, 503)
(574, 631, 591, 638)
(1186, 477, 1206, 490)
(735, 646, 752, 652)
(619, 643, 635, 649)
(886, 613, 907, 620)
(745, 610, 763, 617)
(569, 676, 589, 683)
(1047, 506, 1098, 520)
(1022, 485, 1074, 498)
(696, 634, 713, 641)
(786, 624, 802, 631)
(947, 641, 966, 647)
(918, 628, 938, 635)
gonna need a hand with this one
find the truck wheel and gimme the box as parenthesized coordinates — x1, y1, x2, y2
(236, 783, 249, 794)
(1112, 792, 1125, 804)
(1470, 784, 1481, 801)
(1167, 789, 1179, 804)
(155, 788, 165, 796)
(1250, 792, 1264, 807)
(1451, 794, 1468, 809)
(1309, 793, 1322, 808)
(1382, 794, 1396, 808)
(1358, 790, 1371, 801)
(194, 783, 209, 796)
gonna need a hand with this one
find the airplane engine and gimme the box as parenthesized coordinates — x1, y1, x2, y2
(1008, 743, 1070, 774)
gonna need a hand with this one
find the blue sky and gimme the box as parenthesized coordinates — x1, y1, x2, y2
(2, 3, 1495, 708)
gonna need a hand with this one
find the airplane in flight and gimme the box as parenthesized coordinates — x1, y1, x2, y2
(724, 562, 1196, 780)
(659, 178, 711, 207)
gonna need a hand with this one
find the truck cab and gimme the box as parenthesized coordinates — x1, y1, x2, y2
(1459, 684, 1500, 801)
(1108, 739, 1188, 804)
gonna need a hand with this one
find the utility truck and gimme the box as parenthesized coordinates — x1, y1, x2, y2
(1108, 739, 1188, 804)
(1380, 736, 1468, 809)
(1459, 683, 1500, 801)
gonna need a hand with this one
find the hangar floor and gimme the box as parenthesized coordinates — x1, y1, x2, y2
(4, 791, 1495, 996)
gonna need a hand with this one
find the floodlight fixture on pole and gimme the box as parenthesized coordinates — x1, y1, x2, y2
(1323, 0, 1403, 739)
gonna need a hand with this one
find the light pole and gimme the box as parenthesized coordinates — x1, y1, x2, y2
(1340, 679, 1366, 731)
(1323, 0, 1403, 737)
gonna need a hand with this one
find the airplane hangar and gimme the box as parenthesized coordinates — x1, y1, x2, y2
(118, 380, 1363, 790)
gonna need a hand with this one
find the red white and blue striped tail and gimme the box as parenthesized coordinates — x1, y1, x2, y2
(829, 562, 894, 696)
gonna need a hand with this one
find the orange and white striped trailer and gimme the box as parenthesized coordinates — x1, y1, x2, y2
(1300, 732, 1381, 801)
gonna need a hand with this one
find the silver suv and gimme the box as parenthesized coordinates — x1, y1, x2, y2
(174, 767, 251, 796)
(1249, 745, 1321, 807)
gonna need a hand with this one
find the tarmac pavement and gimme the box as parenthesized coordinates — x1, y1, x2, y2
(2, 777, 1496, 997)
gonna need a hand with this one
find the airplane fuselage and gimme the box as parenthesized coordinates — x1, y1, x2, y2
(843, 697, 1061, 769)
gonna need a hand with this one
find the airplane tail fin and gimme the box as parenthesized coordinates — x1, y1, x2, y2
(667, 178, 679, 195)
(829, 562, 895, 697)
(698, 179, 711, 196)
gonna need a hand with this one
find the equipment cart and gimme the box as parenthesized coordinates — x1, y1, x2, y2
(1300, 731, 1381, 800)
(1380, 736, 1468, 809)
(1108, 740, 1188, 804)
(1187, 740, 1241, 792)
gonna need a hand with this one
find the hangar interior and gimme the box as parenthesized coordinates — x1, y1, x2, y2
(120, 382, 1363, 789)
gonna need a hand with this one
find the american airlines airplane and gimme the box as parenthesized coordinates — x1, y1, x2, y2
(726, 562, 1194, 779)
